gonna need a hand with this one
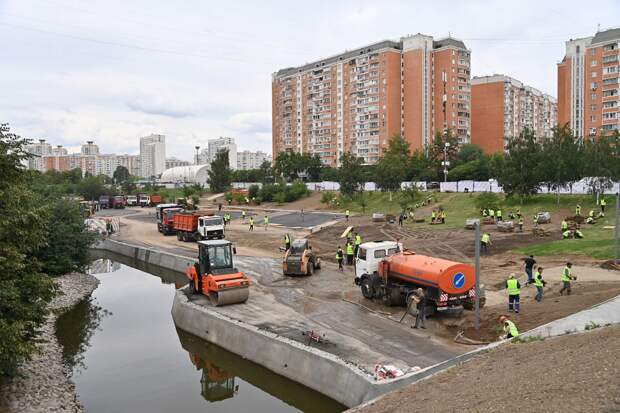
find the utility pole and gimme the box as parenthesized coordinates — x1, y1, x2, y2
(442, 142, 450, 183)
(474, 220, 481, 330)
(615, 191, 619, 265)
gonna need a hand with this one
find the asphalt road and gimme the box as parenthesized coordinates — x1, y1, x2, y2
(269, 212, 343, 228)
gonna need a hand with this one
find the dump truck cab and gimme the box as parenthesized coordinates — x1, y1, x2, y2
(155, 203, 181, 233)
(199, 215, 225, 240)
(354, 241, 401, 283)
(186, 240, 251, 306)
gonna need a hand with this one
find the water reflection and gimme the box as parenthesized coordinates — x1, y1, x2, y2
(88, 258, 121, 275)
(176, 328, 345, 413)
(56, 298, 109, 373)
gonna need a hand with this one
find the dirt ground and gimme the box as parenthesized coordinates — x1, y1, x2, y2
(351, 325, 620, 413)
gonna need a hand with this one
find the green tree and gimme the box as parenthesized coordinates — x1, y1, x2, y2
(375, 133, 410, 192)
(541, 126, 583, 201)
(77, 175, 108, 200)
(113, 165, 130, 184)
(35, 199, 97, 276)
(0, 124, 56, 377)
(338, 152, 365, 196)
(496, 128, 543, 201)
(584, 131, 620, 194)
(208, 149, 232, 193)
(428, 129, 460, 180)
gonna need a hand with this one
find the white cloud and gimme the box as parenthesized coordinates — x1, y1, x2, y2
(1, 0, 617, 159)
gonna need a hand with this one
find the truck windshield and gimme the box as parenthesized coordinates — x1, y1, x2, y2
(208, 245, 233, 269)
(205, 217, 223, 226)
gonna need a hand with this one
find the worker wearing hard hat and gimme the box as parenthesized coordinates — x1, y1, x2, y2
(336, 246, 344, 271)
(498, 315, 519, 340)
(346, 242, 354, 265)
(506, 273, 521, 313)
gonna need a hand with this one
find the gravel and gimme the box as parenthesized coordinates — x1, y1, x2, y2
(0, 272, 99, 413)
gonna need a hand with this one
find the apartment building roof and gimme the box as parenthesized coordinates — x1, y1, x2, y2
(591, 27, 620, 45)
(472, 74, 555, 101)
(433, 37, 466, 50)
(275, 39, 401, 78)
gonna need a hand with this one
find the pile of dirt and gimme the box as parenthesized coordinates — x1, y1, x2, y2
(351, 324, 620, 413)
(601, 260, 620, 271)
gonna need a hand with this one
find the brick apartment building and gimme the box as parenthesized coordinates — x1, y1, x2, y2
(557, 28, 620, 138)
(272, 34, 471, 166)
(471, 75, 557, 153)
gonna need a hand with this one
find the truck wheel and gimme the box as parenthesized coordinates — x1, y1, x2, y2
(177, 232, 182, 241)
(361, 277, 374, 299)
(307, 263, 314, 276)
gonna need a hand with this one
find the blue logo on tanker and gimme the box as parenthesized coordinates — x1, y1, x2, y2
(452, 272, 465, 289)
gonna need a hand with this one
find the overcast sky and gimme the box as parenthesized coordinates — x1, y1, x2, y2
(1, 0, 617, 160)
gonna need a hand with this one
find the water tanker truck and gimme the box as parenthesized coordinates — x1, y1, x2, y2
(354, 241, 484, 312)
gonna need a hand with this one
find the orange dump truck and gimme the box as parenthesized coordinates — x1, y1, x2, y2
(355, 241, 483, 312)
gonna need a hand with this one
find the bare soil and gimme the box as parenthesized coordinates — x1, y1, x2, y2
(350, 325, 620, 413)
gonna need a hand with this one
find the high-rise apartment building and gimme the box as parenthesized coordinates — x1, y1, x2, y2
(557, 28, 620, 138)
(237, 150, 271, 170)
(81, 140, 100, 155)
(272, 34, 471, 165)
(471, 75, 557, 153)
(197, 137, 238, 169)
(139, 134, 166, 178)
(25, 139, 52, 171)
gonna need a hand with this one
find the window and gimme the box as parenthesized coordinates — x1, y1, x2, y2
(591, 49, 596, 56)
(592, 93, 597, 99)
(357, 248, 366, 260)
(591, 59, 597, 66)
(592, 71, 597, 77)
(591, 82, 598, 89)
(374, 249, 386, 258)
(387, 247, 399, 255)
(590, 127, 597, 135)
(591, 105, 597, 111)
(591, 115, 596, 121)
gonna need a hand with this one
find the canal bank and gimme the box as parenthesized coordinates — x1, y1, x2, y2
(56, 256, 344, 413)
(0, 272, 99, 413)
(94, 239, 480, 408)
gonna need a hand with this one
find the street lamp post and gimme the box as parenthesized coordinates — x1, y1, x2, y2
(442, 142, 450, 183)
(195, 146, 200, 165)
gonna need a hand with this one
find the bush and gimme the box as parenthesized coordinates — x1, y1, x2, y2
(321, 191, 335, 205)
(224, 192, 233, 203)
(475, 192, 502, 210)
(233, 193, 245, 204)
(248, 184, 260, 199)
(273, 191, 286, 204)
(258, 184, 278, 202)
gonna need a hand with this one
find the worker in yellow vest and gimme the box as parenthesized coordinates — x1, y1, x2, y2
(498, 315, 519, 339)
(248, 217, 254, 231)
(561, 219, 568, 232)
(481, 233, 491, 254)
(345, 209, 350, 222)
(284, 233, 291, 251)
(354, 232, 362, 255)
(559, 262, 576, 296)
(431, 210, 437, 224)
(534, 267, 546, 302)
(575, 204, 581, 216)
(241, 210, 246, 222)
(496, 209, 502, 222)
(346, 242, 354, 265)
(263, 215, 269, 230)
(600, 198, 607, 214)
(506, 273, 521, 313)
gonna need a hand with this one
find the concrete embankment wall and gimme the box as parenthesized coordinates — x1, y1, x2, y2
(92, 239, 501, 407)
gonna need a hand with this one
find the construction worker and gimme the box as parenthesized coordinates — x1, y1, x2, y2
(506, 273, 521, 313)
(263, 215, 269, 230)
(489, 209, 495, 220)
(562, 229, 571, 239)
(482, 208, 488, 217)
(496, 209, 502, 222)
(600, 198, 607, 214)
(431, 209, 436, 224)
(516, 208, 522, 219)
(533, 214, 539, 229)
(241, 210, 246, 222)
(481, 232, 491, 254)
(412, 288, 427, 329)
(498, 315, 519, 339)
(354, 232, 362, 256)
(440, 210, 446, 224)
(346, 229, 353, 244)
(561, 219, 568, 232)
(249, 216, 254, 231)
(575, 229, 584, 238)
(284, 233, 291, 251)
(523, 255, 536, 284)
(518, 216, 524, 232)
(398, 212, 404, 227)
(575, 204, 581, 216)
(534, 267, 546, 302)
(346, 242, 354, 265)
(336, 246, 344, 271)
(560, 262, 576, 296)
(345, 209, 350, 222)
(586, 215, 595, 224)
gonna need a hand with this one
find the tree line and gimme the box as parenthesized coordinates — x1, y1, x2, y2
(1, 125, 96, 378)
(231, 128, 619, 199)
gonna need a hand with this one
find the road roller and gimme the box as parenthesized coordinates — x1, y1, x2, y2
(186, 240, 251, 306)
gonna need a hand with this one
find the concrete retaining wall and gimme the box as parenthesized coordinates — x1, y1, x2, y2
(93, 239, 496, 407)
